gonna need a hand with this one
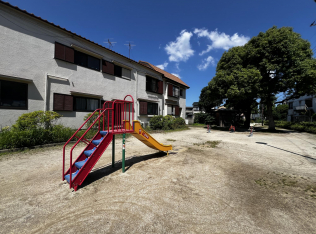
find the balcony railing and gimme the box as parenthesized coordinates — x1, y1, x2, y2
(294, 105, 307, 111)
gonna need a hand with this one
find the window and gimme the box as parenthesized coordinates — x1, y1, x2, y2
(173, 86, 179, 97)
(139, 101, 158, 115)
(146, 76, 163, 94)
(0, 80, 28, 109)
(146, 76, 158, 93)
(180, 89, 183, 97)
(167, 105, 180, 116)
(74, 96, 100, 111)
(74, 50, 100, 71)
(289, 102, 293, 109)
(114, 65, 122, 77)
(306, 99, 312, 108)
(148, 102, 158, 115)
(168, 84, 179, 97)
(122, 67, 131, 79)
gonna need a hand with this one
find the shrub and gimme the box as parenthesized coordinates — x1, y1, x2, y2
(162, 115, 174, 130)
(84, 112, 106, 129)
(13, 111, 61, 130)
(149, 115, 163, 130)
(0, 110, 74, 150)
(173, 117, 186, 129)
(149, 115, 186, 130)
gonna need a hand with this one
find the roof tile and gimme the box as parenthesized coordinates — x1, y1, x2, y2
(139, 61, 190, 88)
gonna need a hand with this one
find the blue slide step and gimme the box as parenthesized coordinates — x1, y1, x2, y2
(84, 147, 96, 157)
(100, 131, 108, 136)
(65, 170, 79, 183)
(75, 158, 88, 169)
(92, 137, 104, 145)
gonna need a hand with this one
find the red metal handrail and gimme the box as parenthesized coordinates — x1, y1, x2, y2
(62, 108, 102, 180)
(69, 108, 107, 188)
(63, 96, 135, 188)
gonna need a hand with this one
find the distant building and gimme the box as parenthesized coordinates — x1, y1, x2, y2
(185, 102, 205, 124)
(287, 95, 315, 122)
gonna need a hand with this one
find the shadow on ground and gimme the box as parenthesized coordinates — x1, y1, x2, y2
(255, 142, 316, 162)
(80, 151, 168, 189)
(254, 126, 295, 134)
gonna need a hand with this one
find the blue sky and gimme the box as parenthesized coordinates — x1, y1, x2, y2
(4, 0, 316, 106)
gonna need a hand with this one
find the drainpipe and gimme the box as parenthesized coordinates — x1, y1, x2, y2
(44, 73, 48, 111)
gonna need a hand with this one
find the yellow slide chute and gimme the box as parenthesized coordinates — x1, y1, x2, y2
(125, 120, 172, 152)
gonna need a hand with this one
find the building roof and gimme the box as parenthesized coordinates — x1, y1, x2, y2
(0, 1, 162, 76)
(139, 61, 190, 88)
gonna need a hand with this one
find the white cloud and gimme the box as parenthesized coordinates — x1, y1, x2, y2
(165, 30, 194, 62)
(156, 62, 168, 70)
(175, 63, 180, 72)
(194, 28, 250, 55)
(198, 56, 215, 71)
(171, 73, 181, 79)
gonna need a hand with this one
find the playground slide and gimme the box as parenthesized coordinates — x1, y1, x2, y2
(125, 120, 172, 152)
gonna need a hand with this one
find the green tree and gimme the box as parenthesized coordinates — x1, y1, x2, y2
(272, 104, 289, 121)
(200, 26, 316, 130)
(200, 46, 262, 127)
(246, 26, 316, 129)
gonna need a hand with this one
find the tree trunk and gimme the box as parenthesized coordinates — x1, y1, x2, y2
(244, 108, 251, 128)
(266, 101, 275, 130)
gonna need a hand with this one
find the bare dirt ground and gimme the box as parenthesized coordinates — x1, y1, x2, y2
(1, 127, 316, 234)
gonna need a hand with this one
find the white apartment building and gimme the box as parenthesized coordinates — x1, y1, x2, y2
(287, 95, 315, 122)
(0, 1, 189, 129)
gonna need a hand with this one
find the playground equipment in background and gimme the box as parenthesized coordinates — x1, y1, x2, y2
(207, 125, 211, 133)
(62, 95, 172, 191)
(248, 126, 254, 137)
(229, 125, 235, 133)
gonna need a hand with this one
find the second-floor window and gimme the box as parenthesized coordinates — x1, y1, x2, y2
(173, 86, 179, 97)
(289, 102, 293, 109)
(74, 51, 100, 71)
(168, 84, 180, 97)
(146, 76, 163, 94)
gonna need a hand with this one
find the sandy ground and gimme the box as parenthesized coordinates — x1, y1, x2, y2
(1, 127, 316, 234)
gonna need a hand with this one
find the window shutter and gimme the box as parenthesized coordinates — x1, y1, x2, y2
(168, 84, 173, 96)
(65, 47, 74, 63)
(139, 101, 147, 115)
(175, 106, 180, 116)
(53, 94, 64, 111)
(122, 67, 131, 79)
(102, 60, 114, 75)
(158, 81, 163, 94)
(64, 95, 73, 111)
(55, 42, 65, 60)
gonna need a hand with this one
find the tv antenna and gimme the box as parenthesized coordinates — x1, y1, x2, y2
(104, 38, 117, 49)
(124, 41, 136, 58)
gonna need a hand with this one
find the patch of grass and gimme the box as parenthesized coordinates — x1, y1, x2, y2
(193, 140, 220, 148)
(167, 139, 176, 142)
(190, 123, 205, 127)
(145, 126, 190, 134)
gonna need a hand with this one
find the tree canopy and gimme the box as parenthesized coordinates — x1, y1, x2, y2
(199, 26, 316, 129)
